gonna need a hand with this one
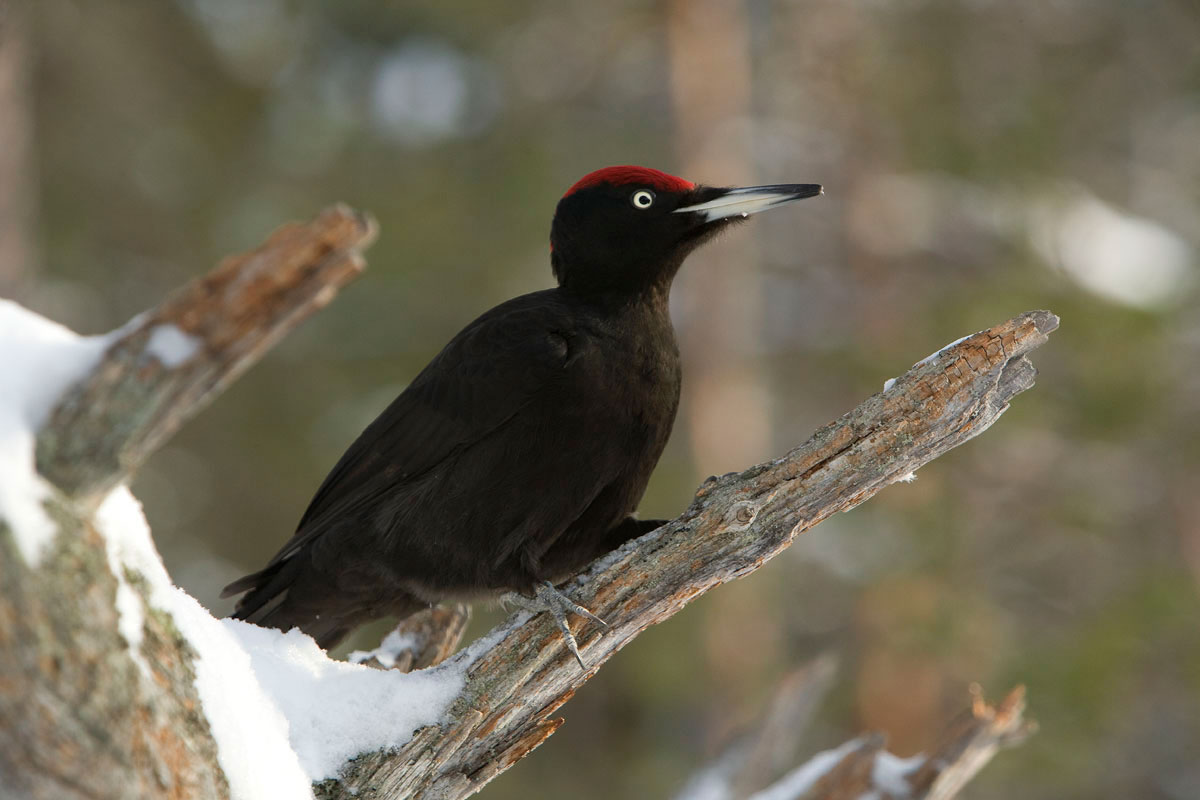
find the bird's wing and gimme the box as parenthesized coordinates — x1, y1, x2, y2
(265, 292, 576, 569)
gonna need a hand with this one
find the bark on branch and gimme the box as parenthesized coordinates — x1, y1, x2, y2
(320, 310, 1058, 799)
(35, 205, 375, 506)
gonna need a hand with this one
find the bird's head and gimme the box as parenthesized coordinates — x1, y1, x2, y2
(549, 165, 822, 298)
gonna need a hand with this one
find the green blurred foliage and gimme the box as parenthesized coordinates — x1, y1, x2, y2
(17, 0, 1200, 797)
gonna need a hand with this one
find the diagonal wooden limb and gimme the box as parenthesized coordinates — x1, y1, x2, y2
(319, 310, 1059, 799)
(35, 204, 376, 507)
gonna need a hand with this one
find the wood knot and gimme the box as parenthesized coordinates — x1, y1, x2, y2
(725, 501, 759, 530)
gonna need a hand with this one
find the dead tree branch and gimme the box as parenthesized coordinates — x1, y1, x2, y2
(908, 685, 1036, 800)
(350, 606, 472, 673)
(680, 683, 1032, 800)
(319, 310, 1058, 799)
(790, 685, 1033, 800)
(35, 205, 375, 507)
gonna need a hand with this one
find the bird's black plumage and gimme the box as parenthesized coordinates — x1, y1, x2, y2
(223, 166, 821, 651)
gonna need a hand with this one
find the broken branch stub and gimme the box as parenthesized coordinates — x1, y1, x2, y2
(35, 205, 376, 506)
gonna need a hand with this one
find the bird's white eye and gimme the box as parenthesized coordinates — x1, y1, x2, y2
(631, 190, 655, 209)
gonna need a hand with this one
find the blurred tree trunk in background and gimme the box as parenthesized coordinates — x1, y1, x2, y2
(667, 0, 770, 476)
(0, 0, 36, 297)
(666, 0, 787, 744)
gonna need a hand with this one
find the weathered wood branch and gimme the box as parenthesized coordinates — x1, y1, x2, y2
(793, 686, 1033, 800)
(0, 206, 375, 800)
(679, 682, 1031, 800)
(319, 310, 1059, 799)
(35, 205, 375, 506)
(908, 685, 1035, 799)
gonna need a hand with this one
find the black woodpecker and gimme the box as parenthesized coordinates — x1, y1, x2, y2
(223, 166, 822, 665)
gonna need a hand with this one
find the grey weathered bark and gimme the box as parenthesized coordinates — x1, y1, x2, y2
(0, 195, 1054, 799)
(35, 206, 374, 507)
(0, 206, 376, 800)
(318, 310, 1058, 799)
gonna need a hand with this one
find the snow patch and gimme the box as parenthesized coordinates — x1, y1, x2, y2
(95, 487, 313, 799)
(747, 739, 864, 800)
(0, 300, 110, 564)
(674, 765, 734, 800)
(872, 751, 924, 795)
(349, 628, 419, 668)
(1032, 189, 1193, 309)
(917, 333, 972, 367)
(146, 323, 201, 367)
(111, 565, 151, 677)
(226, 621, 465, 781)
(882, 377, 896, 392)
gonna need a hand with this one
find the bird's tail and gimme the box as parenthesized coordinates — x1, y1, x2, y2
(222, 557, 423, 651)
(221, 558, 351, 649)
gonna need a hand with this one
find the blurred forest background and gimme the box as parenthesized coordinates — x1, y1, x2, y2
(4, 0, 1199, 797)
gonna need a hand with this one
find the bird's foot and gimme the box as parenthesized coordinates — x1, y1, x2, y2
(509, 581, 606, 669)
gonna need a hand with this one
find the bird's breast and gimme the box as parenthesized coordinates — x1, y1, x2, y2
(572, 313, 681, 440)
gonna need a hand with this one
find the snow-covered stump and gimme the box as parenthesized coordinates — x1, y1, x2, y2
(0, 206, 375, 799)
(319, 311, 1058, 800)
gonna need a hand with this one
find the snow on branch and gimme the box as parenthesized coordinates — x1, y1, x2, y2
(319, 310, 1059, 799)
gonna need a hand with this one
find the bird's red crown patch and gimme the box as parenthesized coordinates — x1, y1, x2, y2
(563, 166, 695, 198)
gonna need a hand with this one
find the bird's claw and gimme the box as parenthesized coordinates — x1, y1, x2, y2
(510, 581, 606, 669)
(540, 581, 607, 628)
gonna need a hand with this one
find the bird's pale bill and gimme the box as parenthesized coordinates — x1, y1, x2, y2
(675, 184, 823, 221)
